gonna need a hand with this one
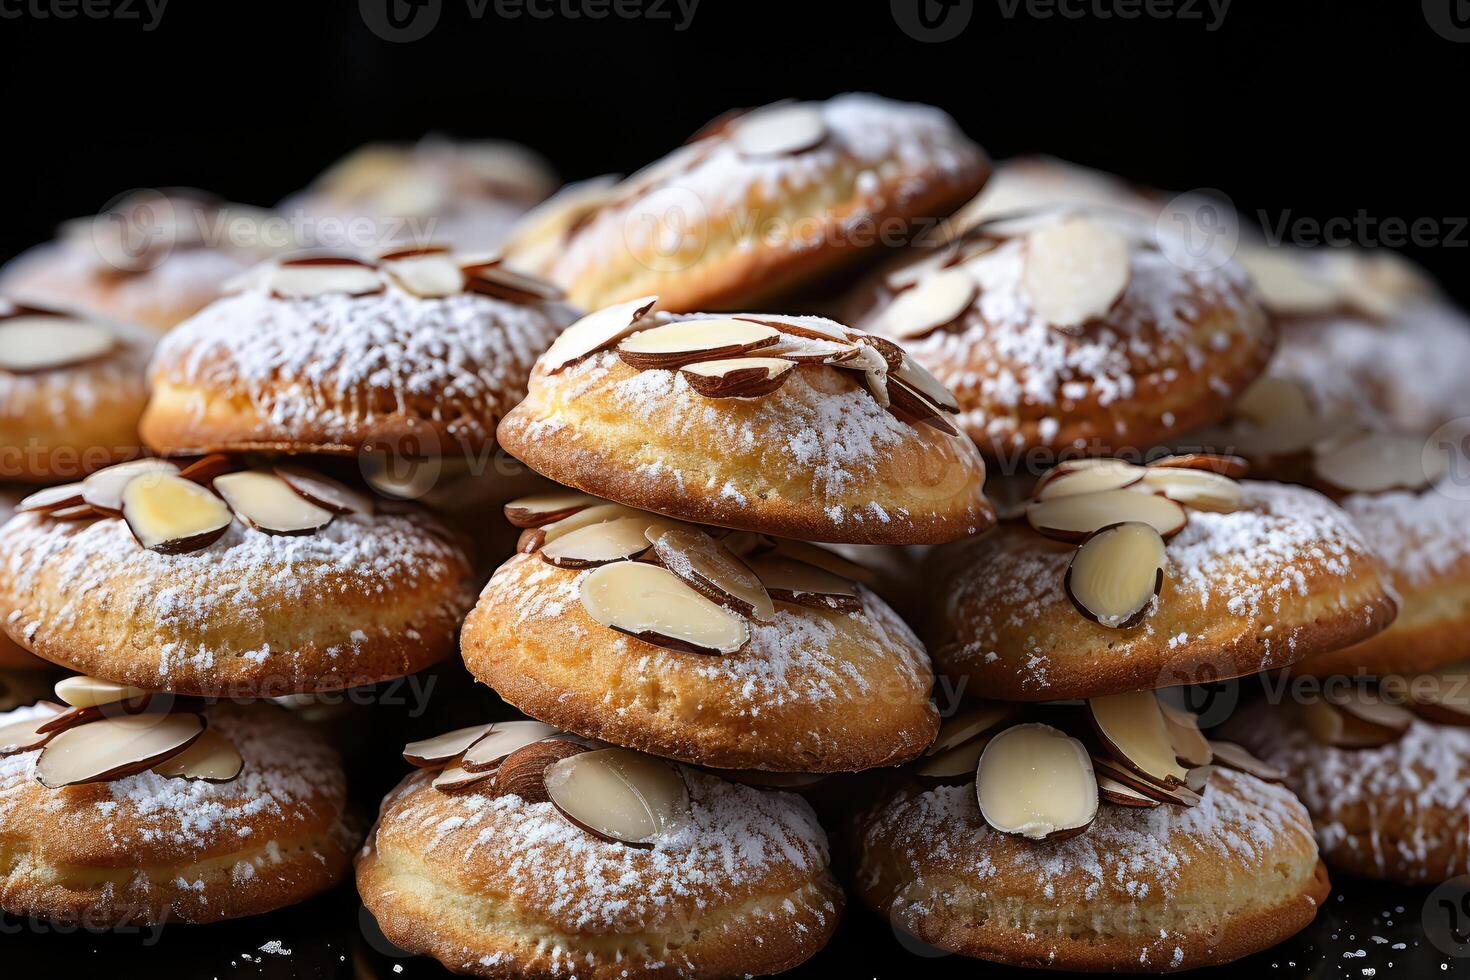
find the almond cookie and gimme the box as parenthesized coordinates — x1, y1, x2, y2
(358, 727, 842, 979)
(0, 300, 153, 482)
(140, 247, 577, 459)
(0, 458, 474, 697)
(497, 304, 993, 545)
(850, 208, 1273, 457)
(930, 470, 1397, 700)
(0, 489, 43, 669)
(0, 699, 357, 925)
(549, 94, 989, 312)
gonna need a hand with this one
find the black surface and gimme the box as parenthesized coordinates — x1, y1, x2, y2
(3, 1, 1469, 976)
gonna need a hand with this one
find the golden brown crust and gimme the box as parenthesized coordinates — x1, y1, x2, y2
(461, 553, 940, 772)
(850, 769, 1329, 972)
(0, 509, 475, 697)
(0, 702, 358, 925)
(357, 768, 843, 979)
(930, 482, 1398, 700)
(498, 353, 992, 546)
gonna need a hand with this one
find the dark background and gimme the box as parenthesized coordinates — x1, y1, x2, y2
(3, 2, 1469, 977)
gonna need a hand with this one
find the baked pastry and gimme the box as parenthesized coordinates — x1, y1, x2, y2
(930, 466, 1397, 700)
(140, 247, 577, 459)
(0, 189, 271, 331)
(0, 299, 154, 482)
(0, 489, 43, 670)
(497, 303, 993, 545)
(358, 724, 842, 978)
(0, 457, 474, 697)
(946, 154, 1162, 232)
(849, 207, 1274, 456)
(1227, 691, 1470, 884)
(549, 94, 989, 312)
(462, 496, 940, 771)
(285, 138, 558, 252)
(0, 697, 357, 924)
(850, 702, 1329, 971)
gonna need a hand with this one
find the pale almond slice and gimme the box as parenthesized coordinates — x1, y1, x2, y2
(268, 256, 384, 299)
(1158, 701, 1213, 767)
(1234, 376, 1314, 427)
(16, 483, 85, 514)
(579, 561, 748, 655)
(769, 538, 875, 583)
(1408, 664, 1470, 727)
(0, 316, 115, 373)
(121, 472, 233, 554)
(504, 491, 599, 528)
(49, 504, 100, 520)
(1184, 765, 1212, 794)
(925, 702, 1019, 756)
(1035, 460, 1145, 501)
(732, 104, 826, 158)
(1300, 698, 1404, 749)
(1022, 217, 1130, 333)
(459, 721, 564, 774)
(36, 712, 205, 788)
(647, 526, 774, 622)
(1148, 453, 1249, 479)
(55, 676, 150, 710)
(1325, 687, 1416, 736)
(744, 554, 861, 612)
(150, 729, 243, 783)
(82, 459, 182, 515)
(1088, 691, 1190, 788)
(914, 736, 990, 780)
(540, 516, 655, 568)
(1314, 432, 1444, 495)
(538, 503, 646, 548)
(1206, 740, 1286, 782)
(432, 761, 495, 794)
(1065, 522, 1166, 628)
(884, 247, 959, 292)
(730, 313, 853, 343)
(617, 319, 781, 370)
(543, 296, 659, 373)
(0, 703, 66, 755)
(1098, 775, 1163, 808)
(384, 253, 465, 298)
(375, 243, 454, 261)
(1235, 247, 1341, 315)
(892, 353, 960, 414)
(976, 723, 1098, 841)
(878, 268, 977, 340)
(544, 747, 691, 847)
(463, 262, 563, 303)
(762, 335, 863, 364)
(274, 464, 374, 516)
(214, 469, 335, 535)
(403, 723, 495, 769)
(1027, 489, 1187, 543)
(1139, 467, 1242, 513)
(679, 357, 795, 398)
(1090, 755, 1200, 807)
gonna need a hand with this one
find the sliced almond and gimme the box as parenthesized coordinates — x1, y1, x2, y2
(0, 703, 66, 755)
(150, 729, 243, 783)
(542, 296, 659, 373)
(177, 454, 237, 484)
(1035, 460, 1145, 500)
(539, 503, 644, 547)
(720, 769, 828, 790)
(925, 702, 1019, 756)
(732, 104, 826, 157)
(504, 491, 598, 528)
(1184, 765, 1212, 794)
(1065, 522, 1166, 629)
(0, 316, 115, 373)
(384, 253, 465, 298)
(540, 516, 655, 568)
(432, 762, 495, 794)
(1325, 688, 1416, 736)
(544, 747, 690, 847)
(745, 554, 861, 612)
(617, 319, 781, 370)
(1314, 433, 1444, 495)
(1235, 377, 1314, 427)
(878, 268, 977, 340)
(1140, 467, 1242, 513)
(463, 262, 563, 304)
(579, 561, 748, 655)
(490, 738, 588, 803)
(1236, 247, 1341, 316)
(49, 504, 100, 520)
(648, 526, 774, 622)
(1098, 775, 1163, 808)
(771, 538, 875, 583)
(36, 712, 205, 788)
(679, 357, 795, 398)
(887, 377, 959, 435)
(1091, 755, 1201, 807)
(1088, 691, 1190, 788)
(1158, 701, 1213, 768)
(268, 256, 384, 299)
(1149, 453, 1249, 478)
(16, 483, 85, 514)
(121, 472, 233, 554)
(1300, 698, 1404, 749)
(55, 676, 151, 710)
(82, 459, 182, 515)
(1206, 740, 1286, 782)
(884, 247, 959, 292)
(731, 313, 853, 343)
(976, 723, 1098, 841)
(1027, 489, 1187, 543)
(1022, 217, 1130, 333)
(914, 736, 990, 780)
(274, 465, 374, 516)
(403, 723, 495, 769)
(214, 469, 335, 535)
(892, 353, 960, 414)
(459, 720, 564, 774)
(762, 335, 863, 364)
(1408, 664, 1470, 728)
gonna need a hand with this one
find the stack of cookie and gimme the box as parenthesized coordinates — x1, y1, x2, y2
(356, 294, 996, 975)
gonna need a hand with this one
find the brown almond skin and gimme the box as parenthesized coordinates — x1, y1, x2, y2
(490, 739, 588, 804)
